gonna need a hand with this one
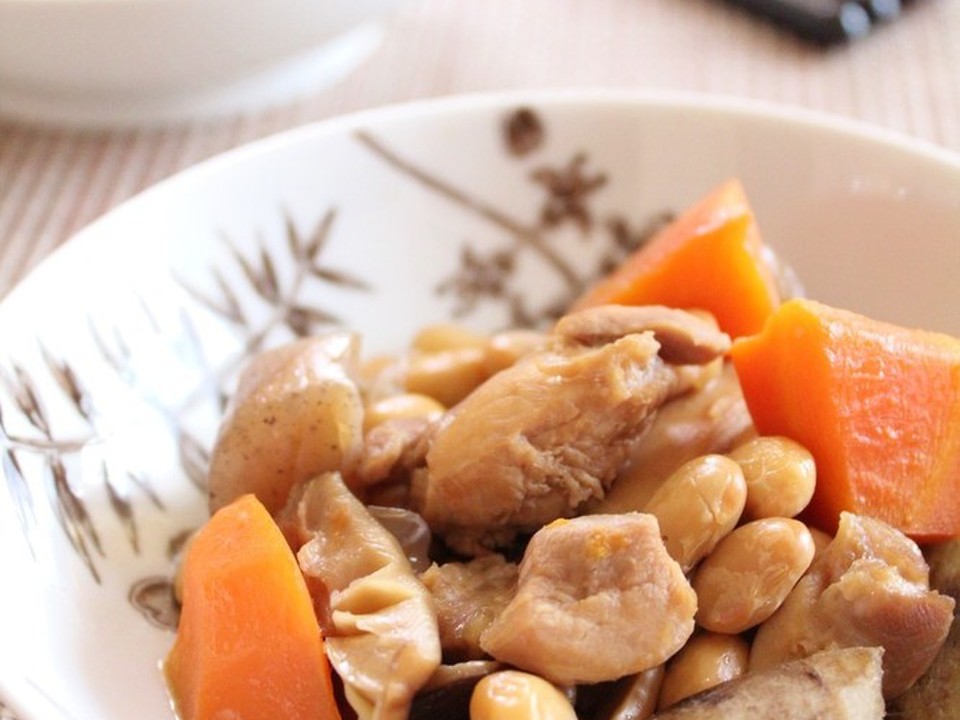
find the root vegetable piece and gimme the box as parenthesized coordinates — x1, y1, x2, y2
(207, 333, 364, 515)
(571, 179, 780, 338)
(164, 494, 340, 720)
(731, 298, 960, 542)
(649, 647, 884, 720)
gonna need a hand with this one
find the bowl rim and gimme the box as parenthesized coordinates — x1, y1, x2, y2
(165, 88, 960, 180)
(175, 87, 960, 177)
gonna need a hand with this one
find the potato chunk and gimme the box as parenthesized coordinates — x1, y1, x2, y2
(207, 333, 364, 515)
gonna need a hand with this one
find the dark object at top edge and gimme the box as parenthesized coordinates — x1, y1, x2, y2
(721, 0, 913, 46)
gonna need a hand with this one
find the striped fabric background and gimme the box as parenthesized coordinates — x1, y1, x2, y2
(0, 0, 958, 299)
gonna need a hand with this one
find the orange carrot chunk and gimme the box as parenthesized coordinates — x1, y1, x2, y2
(731, 298, 960, 542)
(572, 178, 780, 338)
(164, 494, 341, 720)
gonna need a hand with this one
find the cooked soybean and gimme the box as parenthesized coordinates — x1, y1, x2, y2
(413, 323, 488, 353)
(658, 631, 750, 710)
(405, 347, 490, 407)
(483, 329, 548, 374)
(470, 670, 577, 720)
(644, 455, 747, 572)
(693, 517, 816, 634)
(364, 392, 446, 431)
(728, 436, 816, 520)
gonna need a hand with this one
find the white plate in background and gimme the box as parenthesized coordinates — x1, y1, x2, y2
(0, 0, 401, 127)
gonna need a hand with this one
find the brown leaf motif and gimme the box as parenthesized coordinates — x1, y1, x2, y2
(1, 208, 367, 591)
(503, 107, 545, 157)
(437, 246, 516, 318)
(129, 576, 180, 631)
(180, 209, 367, 347)
(531, 153, 608, 232)
(357, 106, 666, 328)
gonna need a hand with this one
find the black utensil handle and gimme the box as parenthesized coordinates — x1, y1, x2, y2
(723, 0, 877, 44)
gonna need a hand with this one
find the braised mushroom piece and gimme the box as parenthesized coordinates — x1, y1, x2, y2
(293, 472, 441, 720)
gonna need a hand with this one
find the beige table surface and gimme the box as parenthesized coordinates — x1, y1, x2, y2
(0, 0, 959, 716)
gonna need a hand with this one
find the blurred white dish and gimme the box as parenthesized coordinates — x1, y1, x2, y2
(0, 0, 400, 127)
(0, 90, 959, 719)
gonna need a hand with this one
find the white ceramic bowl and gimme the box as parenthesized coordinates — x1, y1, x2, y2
(0, 0, 401, 127)
(1, 91, 959, 719)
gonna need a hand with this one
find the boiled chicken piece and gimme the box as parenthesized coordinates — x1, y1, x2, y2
(294, 472, 441, 720)
(554, 304, 730, 365)
(421, 306, 730, 553)
(593, 362, 755, 515)
(354, 416, 432, 488)
(421, 555, 519, 662)
(207, 333, 364, 515)
(480, 513, 697, 685)
(889, 539, 960, 720)
(750, 512, 955, 699)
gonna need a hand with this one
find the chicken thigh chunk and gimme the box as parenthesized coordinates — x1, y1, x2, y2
(420, 307, 730, 553)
